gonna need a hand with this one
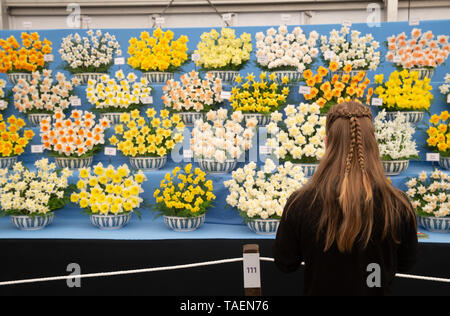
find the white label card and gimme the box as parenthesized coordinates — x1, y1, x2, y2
(191, 53, 201, 62)
(22, 22, 32, 29)
(114, 57, 125, 65)
(342, 20, 352, 27)
(447, 94, 450, 103)
(409, 19, 420, 26)
(426, 153, 440, 162)
(155, 17, 165, 24)
(44, 54, 54, 62)
(104, 147, 117, 156)
(221, 91, 231, 100)
(371, 98, 383, 106)
(243, 253, 261, 288)
(31, 145, 44, 153)
(299, 86, 312, 95)
(259, 146, 272, 155)
(141, 96, 153, 104)
(183, 149, 193, 159)
(70, 97, 81, 106)
(222, 13, 233, 22)
(281, 14, 291, 23)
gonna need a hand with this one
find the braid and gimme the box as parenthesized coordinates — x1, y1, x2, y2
(344, 116, 357, 175)
(354, 118, 366, 173)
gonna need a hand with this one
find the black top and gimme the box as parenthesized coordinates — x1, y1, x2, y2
(273, 188, 418, 296)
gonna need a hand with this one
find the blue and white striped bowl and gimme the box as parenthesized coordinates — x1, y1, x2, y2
(7, 72, 32, 84)
(333, 69, 365, 78)
(247, 218, 280, 235)
(411, 68, 434, 80)
(0, 156, 17, 169)
(54, 156, 93, 169)
(382, 160, 409, 176)
(273, 70, 301, 83)
(243, 113, 271, 127)
(178, 112, 204, 126)
(90, 213, 132, 230)
(163, 214, 206, 232)
(143, 72, 174, 84)
(10, 213, 54, 231)
(27, 113, 51, 127)
(100, 112, 122, 125)
(74, 73, 106, 85)
(418, 216, 450, 233)
(206, 70, 239, 84)
(293, 163, 319, 177)
(129, 155, 167, 170)
(198, 158, 237, 174)
(439, 156, 450, 170)
(384, 111, 424, 124)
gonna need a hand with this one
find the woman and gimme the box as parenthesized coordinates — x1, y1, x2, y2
(273, 101, 418, 296)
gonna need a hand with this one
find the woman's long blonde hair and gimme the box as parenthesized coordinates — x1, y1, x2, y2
(286, 101, 416, 253)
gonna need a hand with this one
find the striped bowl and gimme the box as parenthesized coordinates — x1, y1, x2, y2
(206, 70, 239, 84)
(0, 156, 18, 169)
(54, 156, 93, 169)
(333, 69, 365, 78)
(411, 68, 434, 80)
(7, 72, 32, 84)
(273, 70, 301, 83)
(439, 156, 450, 170)
(27, 113, 51, 127)
(247, 218, 280, 235)
(163, 214, 206, 232)
(129, 155, 167, 170)
(178, 112, 204, 126)
(418, 216, 450, 233)
(90, 213, 132, 230)
(100, 112, 122, 125)
(142, 72, 174, 84)
(74, 73, 107, 85)
(382, 160, 410, 176)
(293, 163, 319, 177)
(197, 158, 237, 174)
(243, 113, 271, 127)
(384, 111, 424, 124)
(10, 213, 54, 231)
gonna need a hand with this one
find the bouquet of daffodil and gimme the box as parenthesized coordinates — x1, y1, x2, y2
(109, 109, 184, 158)
(0, 32, 52, 73)
(266, 103, 326, 164)
(406, 170, 450, 218)
(162, 71, 223, 113)
(0, 79, 7, 110)
(86, 70, 152, 113)
(0, 158, 73, 217)
(60, 29, 121, 74)
(0, 114, 34, 157)
(229, 72, 290, 114)
(255, 25, 319, 72)
(191, 109, 256, 163)
(427, 111, 450, 157)
(374, 110, 419, 161)
(128, 28, 189, 73)
(153, 164, 215, 217)
(374, 69, 433, 112)
(439, 74, 450, 102)
(40, 110, 110, 157)
(320, 26, 380, 71)
(12, 70, 79, 115)
(386, 28, 449, 69)
(224, 159, 307, 221)
(302, 63, 372, 113)
(71, 163, 147, 216)
(194, 28, 252, 71)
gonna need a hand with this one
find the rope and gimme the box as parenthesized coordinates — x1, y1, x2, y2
(0, 257, 449, 287)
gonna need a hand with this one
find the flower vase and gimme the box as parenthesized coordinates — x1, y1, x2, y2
(418, 216, 450, 233)
(54, 156, 94, 169)
(7, 73, 32, 84)
(74, 73, 107, 85)
(382, 160, 410, 176)
(27, 113, 51, 127)
(10, 213, 54, 231)
(197, 158, 237, 174)
(0, 156, 18, 169)
(206, 70, 239, 84)
(247, 218, 280, 235)
(90, 213, 132, 230)
(163, 214, 206, 232)
(178, 112, 204, 126)
(384, 111, 424, 124)
(142, 72, 174, 84)
(129, 156, 167, 170)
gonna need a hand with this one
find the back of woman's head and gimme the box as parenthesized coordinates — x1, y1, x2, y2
(286, 101, 415, 253)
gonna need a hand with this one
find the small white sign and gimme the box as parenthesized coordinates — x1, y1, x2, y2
(222, 13, 233, 22)
(114, 57, 125, 65)
(183, 149, 193, 159)
(371, 98, 383, 106)
(191, 53, 201, 62)
(221, 91, 231, 100)
(44, 54, 54, 62)
(426, 153, 440, 162)
(70, 97, 81, 106)
(243, 253, 261, 289)
(342, 20, 352, 27)
(155, 17, 165, 25)
(447, 94, 450, 103)
(104, 147, 117, 156)
(393, 55, 402, 63)
(259, 146, 272, 155)
(31, 145, 44, 153)
(141, 96, 153, 104)
(281, 14, 291, 23)
(299, 86, 312, 95)
(22, 21, 32, 29)
(409, 19, 420, 26)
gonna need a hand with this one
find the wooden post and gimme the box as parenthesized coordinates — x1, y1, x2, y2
(243, 244, 262, 296)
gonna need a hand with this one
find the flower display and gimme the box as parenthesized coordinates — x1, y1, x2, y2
(0, 79, 7, 110)
(162, 71, 223, 113)
(86, 70, 152, 112)
(427, 111, 450, 156)
(128, 28, 189, 72)
(224, 159, 307, 221)
(0, 32, 52, 73)
(0, 158, 73, 216)
(386, 28, 449, 69)
(59, 29, 121, 73)
(374, 110, 419, 161)
(40, 110, 110, 157)
(255, 25, 319, 72)
(12, 70, 79, 114)
(191, 109, 256, 163)
(406, 170, 449, 218)
(266, 103, 326, 163)
(229, 72, 289, 114)
(194, 27, 252, 71)
(374, 69, 433, 111)
(70, 163, 147, 215)
(109, 109, 184, 157)
(320, 26, 380, 71)
(153, 164, 215, 217)
(0, 114, 34, 157)
(439, 73, 450, 101)
(302, 64, 372, 113)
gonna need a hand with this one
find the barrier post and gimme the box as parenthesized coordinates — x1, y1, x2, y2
(243, 244, 262, 296)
